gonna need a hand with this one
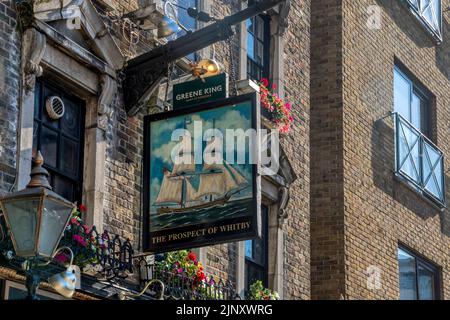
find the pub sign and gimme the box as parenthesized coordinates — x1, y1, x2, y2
(143, 93, 261, 253)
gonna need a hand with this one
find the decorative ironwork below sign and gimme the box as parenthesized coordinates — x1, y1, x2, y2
(172, 73, 228, 110)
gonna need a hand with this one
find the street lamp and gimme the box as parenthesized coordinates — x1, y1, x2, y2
(0, 151, 76, 299)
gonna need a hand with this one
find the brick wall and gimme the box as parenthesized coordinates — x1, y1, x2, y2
(341, 0, 450, 299)
(197, 0, 311, 299)
(310, 0, 450, 299)
(310, 0, 346, 300)
(281, 0, 311, 300)
(0, 1, 20, 193)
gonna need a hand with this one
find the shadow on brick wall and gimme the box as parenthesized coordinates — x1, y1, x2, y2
(371, 117, 449, 236)
(436, 15, 450, 81)
(376, 0, 436, 49)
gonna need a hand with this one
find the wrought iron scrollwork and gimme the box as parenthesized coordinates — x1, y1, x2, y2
(137, 257, 239, 300)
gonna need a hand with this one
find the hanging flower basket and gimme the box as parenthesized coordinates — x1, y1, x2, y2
(258, 78, 294, 134)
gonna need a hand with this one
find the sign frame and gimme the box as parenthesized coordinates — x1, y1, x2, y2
(172, 73, 229, 110)
(142, 93, 261, 254)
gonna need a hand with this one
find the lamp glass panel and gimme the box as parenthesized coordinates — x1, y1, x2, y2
(38, 198, 73, 257)
(3, 198, 40, 256)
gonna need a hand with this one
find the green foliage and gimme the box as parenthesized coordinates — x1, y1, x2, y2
(248, 280, 279, 300)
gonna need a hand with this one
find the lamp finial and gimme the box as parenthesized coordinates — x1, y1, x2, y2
(27, 151, 52, 190)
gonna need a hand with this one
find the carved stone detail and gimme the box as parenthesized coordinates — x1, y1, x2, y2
(97, 74, 117, 131)
(22, 28, 46, 94)
(278, 0, 291, 36)
(16, 0, 35, 31)
(277, 186, 290, 227)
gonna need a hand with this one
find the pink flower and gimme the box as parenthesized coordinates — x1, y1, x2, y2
(177, 268, 183, 274)
(285, 102, 291, 111)
(272, 83, 277, 90)
(70, 218, 80, 226)
(82, 225, 90, 233)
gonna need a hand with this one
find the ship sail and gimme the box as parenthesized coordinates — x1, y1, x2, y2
(155, 171, 183, 204)
(185, 178, 198, 203)
(195, 173, 225, 200)
(203, 137, 223, 172)
(195, 163, 249, 201)
(224, 161, 248, 187)
(172, 133, 196, 175)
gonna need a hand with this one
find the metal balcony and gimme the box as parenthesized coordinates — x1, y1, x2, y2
(393, 112, 446, 208)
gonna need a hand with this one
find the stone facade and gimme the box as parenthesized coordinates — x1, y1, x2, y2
(0, 1, 20, 193)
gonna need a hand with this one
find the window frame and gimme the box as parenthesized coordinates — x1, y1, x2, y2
(393, 63, 445, 207)
(393, 65, 431, 137)
(174, 0, 199, 61)
(33, 79, 86, 204)
(404, 0, 443, 44)
(244, 204, 269, 291)
(397, 245, 442, 300)
(246, 13, 271, 82)
(2, 280, 70, 300)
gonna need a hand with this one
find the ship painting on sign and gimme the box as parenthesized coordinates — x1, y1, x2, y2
(149, 101, 254, 232)
(154, 122, 249, 215)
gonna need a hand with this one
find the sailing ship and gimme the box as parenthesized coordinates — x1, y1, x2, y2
(154, 121, 249, 215)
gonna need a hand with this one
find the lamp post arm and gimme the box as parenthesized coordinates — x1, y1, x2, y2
(123, 0, 286, 115)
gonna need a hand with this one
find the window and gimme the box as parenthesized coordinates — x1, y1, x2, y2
(398, 246, 441, 300)
(174, 0, 198, 61)
(393, 66, 445, 206)
(246, 11, 270, 82)
(33, 80, 85, 203)
(2, 280, 68, 300)
(405, 0, 442, 42)
(244, 205, 269, 291)
(394, 66, 429, 136)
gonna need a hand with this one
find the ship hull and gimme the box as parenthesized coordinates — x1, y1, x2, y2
(157, 195, 231, 215)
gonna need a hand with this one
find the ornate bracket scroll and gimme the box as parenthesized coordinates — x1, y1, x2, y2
(97, 74, 117, 131)
(277, 186, 290, 227)
(22, 28, 46, 94)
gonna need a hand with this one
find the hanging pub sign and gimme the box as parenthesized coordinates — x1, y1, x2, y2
(143, 93, 261, 253)
(172, 73, 228, 110)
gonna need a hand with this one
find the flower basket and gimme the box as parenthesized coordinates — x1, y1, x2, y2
(259, 78, 294, 134)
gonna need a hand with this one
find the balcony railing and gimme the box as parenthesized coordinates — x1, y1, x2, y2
(393, 112, 446, 207)
(138, 259, 239, 300)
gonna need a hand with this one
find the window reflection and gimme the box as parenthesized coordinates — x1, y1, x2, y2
(398, 247, 440, 300)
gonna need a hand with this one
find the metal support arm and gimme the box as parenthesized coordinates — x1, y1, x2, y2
(123, 0, 286, 115)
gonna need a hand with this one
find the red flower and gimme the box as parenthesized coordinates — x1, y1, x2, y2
(187, 251, 197, 262)
(73, 234, 87, 247)
(70, 218, 80, 226)
(79, 204, 87, 212)
(260, 78, 269, 87)
(54, 252, 69, 264)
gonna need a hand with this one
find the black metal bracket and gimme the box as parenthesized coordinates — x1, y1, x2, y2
(123, 0, 286, 116)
